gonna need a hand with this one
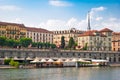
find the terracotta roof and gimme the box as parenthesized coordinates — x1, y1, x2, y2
(78, 30, 106, 37)
(78, 30, 98, 37)
(100, 28, 113, 32)
(112, 32, 120, 35)
(26, 27, 53, 33)
(0, 21, 25, 28)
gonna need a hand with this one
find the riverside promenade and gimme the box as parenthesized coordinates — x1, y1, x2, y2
(0, 48, 120, 64)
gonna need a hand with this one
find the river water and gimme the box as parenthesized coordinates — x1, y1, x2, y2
(0, 67, 120, 80)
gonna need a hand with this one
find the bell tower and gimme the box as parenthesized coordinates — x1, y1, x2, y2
(87, 11, 91, 31)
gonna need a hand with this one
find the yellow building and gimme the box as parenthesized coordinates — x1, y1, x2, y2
(26, 27, 53, 44)
(78, 28, 113, 51)
(112, 32, 120, 51)
(0, 21, 26, 39)
(53, 28, 83, 47)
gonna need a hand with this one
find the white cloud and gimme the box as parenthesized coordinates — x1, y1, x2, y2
(39, 19, 67, 30)
(109, 18, 117, 21)
(95, 17, 103, 21)
(39, 16, 117, 31)
(49, 0, 73, 7)
(91, 6, 106, 12)
(39, 18, 87, 31)
(10, 18, 22, 23)
(90, 6, 106, 19)
(0, 5, 21, 11)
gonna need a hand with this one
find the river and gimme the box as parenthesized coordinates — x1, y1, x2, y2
(0, 67, 120, 80)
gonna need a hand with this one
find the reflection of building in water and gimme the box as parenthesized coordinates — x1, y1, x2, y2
(53, 28, 84, 47)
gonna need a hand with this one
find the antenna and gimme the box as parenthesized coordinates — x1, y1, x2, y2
(87, 11, 91, 31)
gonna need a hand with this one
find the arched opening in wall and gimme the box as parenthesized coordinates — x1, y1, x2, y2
(94, 56, 96, 59)
(66, 53, 69, 57)
(60, 53, 63, 57)
(73, 53, 75, 57)
(113, 57, 116, 62)
(47, 53, 50, 58)
(0, 52, 4, 58)
(25, 53, 28, 58)
(109, 57, 111, 62)
(78, 53, 81, 58)
(89, 53, 91, 58)
(119, 57, 120, 62)
(9, 51, 13, 58)
(84, 53, 86, 58)
(18, 52, 21, 58)
(33, 53, 36, 58)
(54, 53, 56, 57)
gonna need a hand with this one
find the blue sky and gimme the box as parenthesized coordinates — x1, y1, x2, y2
(0, 0, 120, 31)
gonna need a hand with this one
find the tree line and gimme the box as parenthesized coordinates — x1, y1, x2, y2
(0, 36, 56, 49)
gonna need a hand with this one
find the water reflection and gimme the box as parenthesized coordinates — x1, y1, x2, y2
(0, 67, 120, 80)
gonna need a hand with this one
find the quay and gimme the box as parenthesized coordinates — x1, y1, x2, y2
(0, 48, 120, 68)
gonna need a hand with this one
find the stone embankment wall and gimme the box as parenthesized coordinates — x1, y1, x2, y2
(0, 48, 120, 63)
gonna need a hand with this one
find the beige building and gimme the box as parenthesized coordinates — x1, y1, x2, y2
(53, 28, 83, 47)
(0, 21, 26, 40)
(26, 27, 53, 44)
(78, 28, 113, 51)
(112, 32, 120, 51)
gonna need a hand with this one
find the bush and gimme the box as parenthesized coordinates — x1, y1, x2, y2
(4, 58, 11, 65)
(9, 59, 20, 68)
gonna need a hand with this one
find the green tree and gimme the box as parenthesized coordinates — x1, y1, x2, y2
(0, 36, 6, 46)
(6, 39, 15, 47)
(50, 44, 56, 49)
(61, 36, 65, 49)
(68, 37, 75, 49)
(4, 58, 12, 65)
(9, 59, 19, 68)
(37, 42, 43, 48)
(20, 38, 32, 47)
(46, 42, 50, 48)
(32, 42, 37, 47)
(14, 40, 20, 48)
(83, 43, 88, 50)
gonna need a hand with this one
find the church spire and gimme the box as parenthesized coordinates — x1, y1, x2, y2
(87, 11, 91, 31)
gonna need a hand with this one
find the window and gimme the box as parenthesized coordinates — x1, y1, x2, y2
(97, 37, 99, 40)
(118, 41, 120, 46)
(73, 53, 75, 56)
(104, 38, 106, 40)
(108, 38, 111, 41)
(109, 43, 111, 46)
(90, 37, 92, 40)
(108, 32, 112, 36)
(113, 42, 115, 46)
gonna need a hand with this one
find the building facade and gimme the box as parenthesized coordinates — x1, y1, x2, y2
(53, 28, 83, 47)
(26, 27, 53, 44)
(112, 32, 120, 51)
(78, 28, 113, 51)
(0, 22, 26, 40)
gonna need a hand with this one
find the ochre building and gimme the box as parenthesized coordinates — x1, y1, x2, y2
(78, 28, 113, 51)
(53, 28, 83, 47)
(0, 22, 26, 40)
(112, 32, 120, 51)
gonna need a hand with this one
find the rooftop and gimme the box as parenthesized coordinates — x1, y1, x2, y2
(0, 21, 25, 28)
(26, 27, 53, 33)
(100, 28, 113, 32)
